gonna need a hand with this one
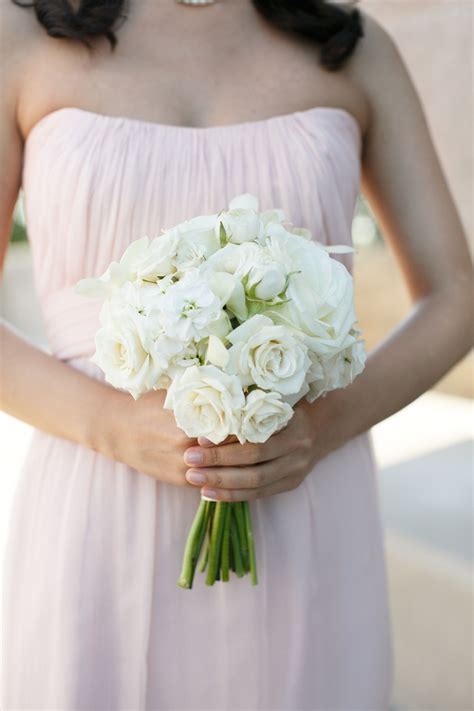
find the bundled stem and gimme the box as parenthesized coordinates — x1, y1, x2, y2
(177, 499, 258, 589)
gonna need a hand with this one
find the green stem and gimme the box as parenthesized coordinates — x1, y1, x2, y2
(205, 501, 226, 586)
(221, 504, 231, 582)
(243, 501, 258, 586)
(198, 535, 209, 573)
(198, 501, 215, 573)
(194, 501, 211, 570)
(229, 520, 235, 572)
(230, 512, 244, 577)
(234, 503, 249, 573)
(178, 499, 209, 589)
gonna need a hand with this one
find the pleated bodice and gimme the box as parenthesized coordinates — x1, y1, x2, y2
(21, 105, 362, 362)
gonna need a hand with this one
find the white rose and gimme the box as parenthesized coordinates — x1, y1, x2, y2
(227, 314, 310, 395)
(286, 266, 355, 352)
(204, 242, 287, 304)
(205, 270, 248, 322)
(265, 223, 333, 285)
(252, 265, 286, 301)
(264, 227, 356, 354)
(75, 234, 179, 299)
(202, 242, 241, 275)
(206, 334, 230, 369)
(161, 341, 202, 387)
(219, 210, 261, 245)
(201, 246, 249, 320)
(164, 215, 220, 273)
(133, 232, 179, 281)
(236, 243, 286, 300)
(259, 208, 286, 229)
(164, 364, 245, 444)
(206, 309, 233, 340)
(93, 281, 185, 397)
(306, 330, 367, 402)
(91, 307, 158, 400)
(288, 226, 312, 240)
(160, 269, 223, 341)
(218, 195, 262, 244)
(228, 193, 259, 212)
(240, 389, 293, 444)
(99, 280, 162, 332)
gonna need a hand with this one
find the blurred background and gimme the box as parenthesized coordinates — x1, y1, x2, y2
(1, 1, 473, 709)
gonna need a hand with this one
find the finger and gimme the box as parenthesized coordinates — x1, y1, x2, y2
(200, 473, 304, 502)
(197, 434, 238, 447)
(185, 452, 295, 490)
(184, 430, 290, 468)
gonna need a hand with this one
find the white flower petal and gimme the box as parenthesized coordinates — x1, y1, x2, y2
(228, 193, 259, 212)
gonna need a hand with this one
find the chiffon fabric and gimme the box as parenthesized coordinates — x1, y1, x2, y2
(2, 105, 393, 710)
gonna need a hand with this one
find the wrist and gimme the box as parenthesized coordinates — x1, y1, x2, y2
(86, 383, 126, 460)
(308, 382, 362, 459)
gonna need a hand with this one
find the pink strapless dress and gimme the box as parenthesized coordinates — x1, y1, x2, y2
(2, 106, 393, 710)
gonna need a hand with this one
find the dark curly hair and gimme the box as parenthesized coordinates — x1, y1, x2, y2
(11, 0, 364, 71)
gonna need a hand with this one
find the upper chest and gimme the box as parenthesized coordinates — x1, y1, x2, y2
(19, 4, 368, 139)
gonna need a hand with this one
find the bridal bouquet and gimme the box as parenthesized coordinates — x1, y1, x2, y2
(75, 193, 366, 589)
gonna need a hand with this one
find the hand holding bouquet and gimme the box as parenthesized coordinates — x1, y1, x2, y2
(75, 194, 366, 588)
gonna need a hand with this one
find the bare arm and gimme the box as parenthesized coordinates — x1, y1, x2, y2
(0, 15, 114, 450)
(0, 6, 193, 484)
(331, 13, 473, 434)
(182, 15, 474, 500)
(0, 113, 120, 454)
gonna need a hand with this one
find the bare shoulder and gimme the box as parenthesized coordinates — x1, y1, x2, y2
(357, 9, 400, 56)
(351, 8, 403, 74)
(0, 0, 45, 112)
(350, 8, 425, 128)
(332, 9, 403, 136)
(1, 1, 93, 139)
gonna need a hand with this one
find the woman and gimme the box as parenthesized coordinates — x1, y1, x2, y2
(1, 0, 471, 708)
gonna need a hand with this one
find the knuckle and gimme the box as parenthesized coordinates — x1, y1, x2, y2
(290, 475, 304, 491)
(248, 445, 262, 465)
(208, 446, 219, 466)
(300, 433, 314, 451)
(292, 456, 306, 476)
(213, 470, 224, 487)
(247, 467, 265, 488)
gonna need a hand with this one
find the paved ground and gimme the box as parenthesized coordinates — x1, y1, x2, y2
(371, 394, 473, 710)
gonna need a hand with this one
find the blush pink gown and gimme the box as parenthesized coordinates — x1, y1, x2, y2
(2, 106, 393, 710)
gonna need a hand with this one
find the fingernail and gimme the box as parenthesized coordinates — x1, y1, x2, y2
(201, 488, 218, 501)
(186, 470, 207, 485)
(185, 450, 203, 465)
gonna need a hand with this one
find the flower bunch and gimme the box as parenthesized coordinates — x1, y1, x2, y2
(75, 193, 366, 588)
